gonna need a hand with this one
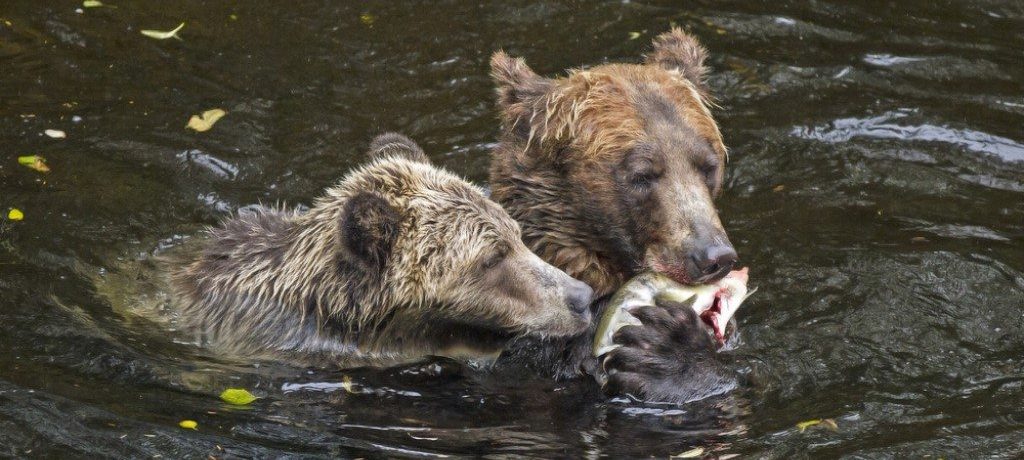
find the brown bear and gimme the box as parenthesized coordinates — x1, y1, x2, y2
(169, 134, 594, 366)
(487, 29, 740, 403)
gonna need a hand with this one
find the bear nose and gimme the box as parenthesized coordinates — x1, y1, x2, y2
(565, 279, 594, 316)
(691, 244, 737, 283)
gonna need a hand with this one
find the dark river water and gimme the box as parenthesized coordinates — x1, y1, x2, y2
(2, 1, 1023, 458)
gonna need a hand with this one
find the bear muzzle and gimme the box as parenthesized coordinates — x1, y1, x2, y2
(648, 238, 737, 286)
(564, 278, 594, 319)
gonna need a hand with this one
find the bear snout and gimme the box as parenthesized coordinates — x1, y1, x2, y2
(651, 240, 737, 285)
(564, 279, 594, 318)
(689, 243, 737, 284)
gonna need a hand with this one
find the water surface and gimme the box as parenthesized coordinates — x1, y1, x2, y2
(2, 1, 1023, 457)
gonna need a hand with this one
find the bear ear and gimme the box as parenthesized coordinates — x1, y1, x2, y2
(645, 28, 709, 89)
(367, 132, 430, 164)
(339, 192, 401, 271)
(490, 51, 552, 115)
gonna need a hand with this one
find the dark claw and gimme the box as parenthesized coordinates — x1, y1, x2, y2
(600, 298, 736, 404)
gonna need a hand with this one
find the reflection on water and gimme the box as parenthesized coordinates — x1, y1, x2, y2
(793, 110, 1024, 162)
(1, 0, 1022, 457)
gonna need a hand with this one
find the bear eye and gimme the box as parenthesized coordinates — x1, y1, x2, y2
(630, 170, 659, 189)
(698, 161, 719, 189)
(481, 246, 508, 270)
(622, 149, 663, 191)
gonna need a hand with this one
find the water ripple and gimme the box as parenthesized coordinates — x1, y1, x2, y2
(792, 111, 1024, 162)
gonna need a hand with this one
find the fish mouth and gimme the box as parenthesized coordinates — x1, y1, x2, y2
(691, 268, 749, 346)
(699, 294, 728, 344)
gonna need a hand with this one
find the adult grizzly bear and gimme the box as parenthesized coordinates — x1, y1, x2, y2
(170, 134, 593, 366)
(488, 29, 739, 402)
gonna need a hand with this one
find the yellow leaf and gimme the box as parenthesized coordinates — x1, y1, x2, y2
(797, 418, 839, 432)
(219, 388, 257, 405)
(360, 13, 375, 26)
(186, 108, 227, 132)
(141, 22, 185, 40)
(18, 155, 50, 173)
(341, 375, 355, 393)
(671, 447, 705, 458)
(178, 420, 198, 430)
(44, 129, 66, 139)
(628, 31, 641, 40)
(8, 209, 24, 221)
(83, 0, 103, 7)
(796, 419, 821, 432)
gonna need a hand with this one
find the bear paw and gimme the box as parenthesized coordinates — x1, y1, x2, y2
(599, 299, 737, 404)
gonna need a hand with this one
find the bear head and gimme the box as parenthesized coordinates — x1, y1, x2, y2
(325, 134, 594, 353)
(488, 28, 737, 297)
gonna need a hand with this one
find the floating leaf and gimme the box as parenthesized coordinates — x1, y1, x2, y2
(797, 418, 838, 432)
(359, 13, 375, 26)
(178, 420, 198, 430)
(220, 388, 257, 405)
(83, 0, 103, 7)
(671, 447, 704, 458)
(141, 22, 185, 40)
(8, 209, 24, 221)
(796, 419, 821, 432)
(341, 375, 355, 394)
(18, 155, 50, 173)
(772, 184, 785, 192)
(186, 108, 226, 132)
(628, 31, 641, 40)
(44, 129, 66, 139)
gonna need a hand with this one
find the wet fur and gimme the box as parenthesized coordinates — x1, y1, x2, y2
(488, 29, 739, 401)
(169, 137, 570, 366)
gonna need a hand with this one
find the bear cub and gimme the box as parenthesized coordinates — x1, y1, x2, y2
(170, 134, 593, 366)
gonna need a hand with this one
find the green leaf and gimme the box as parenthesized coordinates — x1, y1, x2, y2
(18, 155, 50, 173)
(141, 22, 185, 40)
(220, 388, 258, 405)
(83, 0, 104, 7)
